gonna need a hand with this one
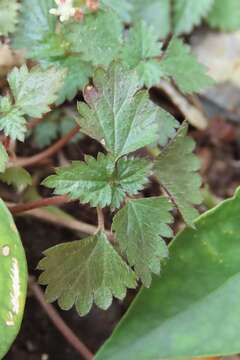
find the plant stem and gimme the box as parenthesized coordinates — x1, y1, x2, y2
(9, 195, 74, 214)
(13, 125, 80, 168)
(96, 207, 105, 231)
(29, 277, 93, 360)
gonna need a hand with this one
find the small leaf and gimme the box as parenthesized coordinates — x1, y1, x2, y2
(0, 100, 26, 142)
(77, 62, 159, 159)
(63, 10, 123, 66)
(43, 153, 151, 209)
(0, 167, 32, 191)
(173, 0, 214, 35)
(38, 232, 137, 316)
(161, 38, 213, 94)
(0, 143, 8, 173)
(112, 197, 173, 287)
(0, 0, 20, 36)
(0, 199, 27, 359)
(8, 65, 66, 118)
(207, 0, 240, 31)
(154, 122, 202, 227)
(157, 109, 179, 147)
(95, 188, 240, 360)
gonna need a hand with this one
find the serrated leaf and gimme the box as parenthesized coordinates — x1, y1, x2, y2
(8, 65, 66, 118)
(173, 0, 214, 35)
(112, 197, 173, 287)
(13, 0, 56, 52)
(63, 11, 123, 66)
(154, 122, 202, 227)
(100, 0, 132, 22)
(121, 21, 163, 87)
(38, 231, 137, 316)
(161, 38, 213, 94)
(0, 199, 27, 359)
(77, 62, 159, 159)
(0, 0, 20, 36)
(95, 188, 240, 360)
(0, 105, 26, 142)
(43, 153, 151, 209)
(130, 0, 171, 39)
(207, 0, 240, 31)
(0, 143, 8, 173)
(157, 109, 179, 147)
(0, 167, 32, 191)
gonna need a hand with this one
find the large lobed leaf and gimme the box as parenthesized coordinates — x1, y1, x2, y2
(96, 187, 240, 360)
(154, 122, 202, 227)
(38, 232, 137, 316)
(43, 153, 151, 209)
(113, 197, 173, 287)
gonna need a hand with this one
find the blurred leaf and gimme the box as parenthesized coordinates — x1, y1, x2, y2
(207, 0, 240, 31)
(0, 167, 32, 191)
(100, 0, 132, 21)
(0, 0, 20, 36)
(0, 143, 8, 173)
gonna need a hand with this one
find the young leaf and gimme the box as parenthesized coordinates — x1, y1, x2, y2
(0, 100, 26, 142)
(0, 0, 20, 36)
(63, 11, 123, 66)
(0, 167, 32, 191)
(161, 38, 213, 94)
(100, 0, 132, 21)
(207, 0, 240, 31)
(0, 143, 8, 173)
(130, 0, 171, 39)
(38, 232, 137, 316)
(154, 122, 202, 227)
(121, 21, 163, 87)
(77, 62, 159, 159)
(8, 65, 66, 118)
(173, 0, 214, 35)
(112, 197, 173, 287)
(43, 153, 151, 209)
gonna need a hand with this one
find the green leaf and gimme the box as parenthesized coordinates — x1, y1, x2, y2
(100, 0, 132, 21)
(8, 65, 66, 118)
(33, 118, 58, 149)
(0, 199, 27, 359)
(112, 197, 173, 287)
(157, 109, 179, 147)
(63, 11, 123, 66)
(207, 0, 240, 31)
(77, 62, 159, 159)
(130, 0, 171, 39)
(121, 21, 163, 87)
(95, 188, 240, 360)
(13, 0, 56, 52)
(43, 153, 151, 209)
(154, 122, 202, 227)
(0, 167, 32, 191)
(0, 143, 8, 173)
(161, 38, 213, 94)
(0, 0, 20, 36)
(0, 97, 26, 142)
(173, 0, 214, 35)
(38, 231, 137, 316)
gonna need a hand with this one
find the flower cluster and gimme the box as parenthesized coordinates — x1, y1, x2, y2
(49, 0, 99, 22)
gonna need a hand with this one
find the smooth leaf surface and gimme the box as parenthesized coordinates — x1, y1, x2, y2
(207, 0, 240, 31)
(100, 0, 132, 21)
(154, 122, 202, 226)
(96, 188, 240, 360)
(0, 199, 27, 359)
(38, 232, 137, 316)
(0, 167, 32, 191)
(77, 62, 159, 159)
(112, 197, 173, 287)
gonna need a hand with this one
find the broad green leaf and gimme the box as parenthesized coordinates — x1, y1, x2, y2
(13, 0, 56, 52)
(173, 0, 214, 35)
(0, 0, 20, 36)
(130, 0, 171, 39)
(0, 167, 32, 191)
(207, 0, 240, 31)
(0, 199, 27, 359)
(43, 153, 151, 209)
(63, 11, 123, 66)
(96, 188, 240, 360)
(154, 122, 202, 226)
(112, 197, 173, 287)
(8, 65, 66, 118)
(161, 38, 213, 94)
(0, 143, 8, 173)
(121, 21, 163, 87)
(38, 231, 137, 316)
(77, 62, 159, 159)
(100, 0, 132, 21)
